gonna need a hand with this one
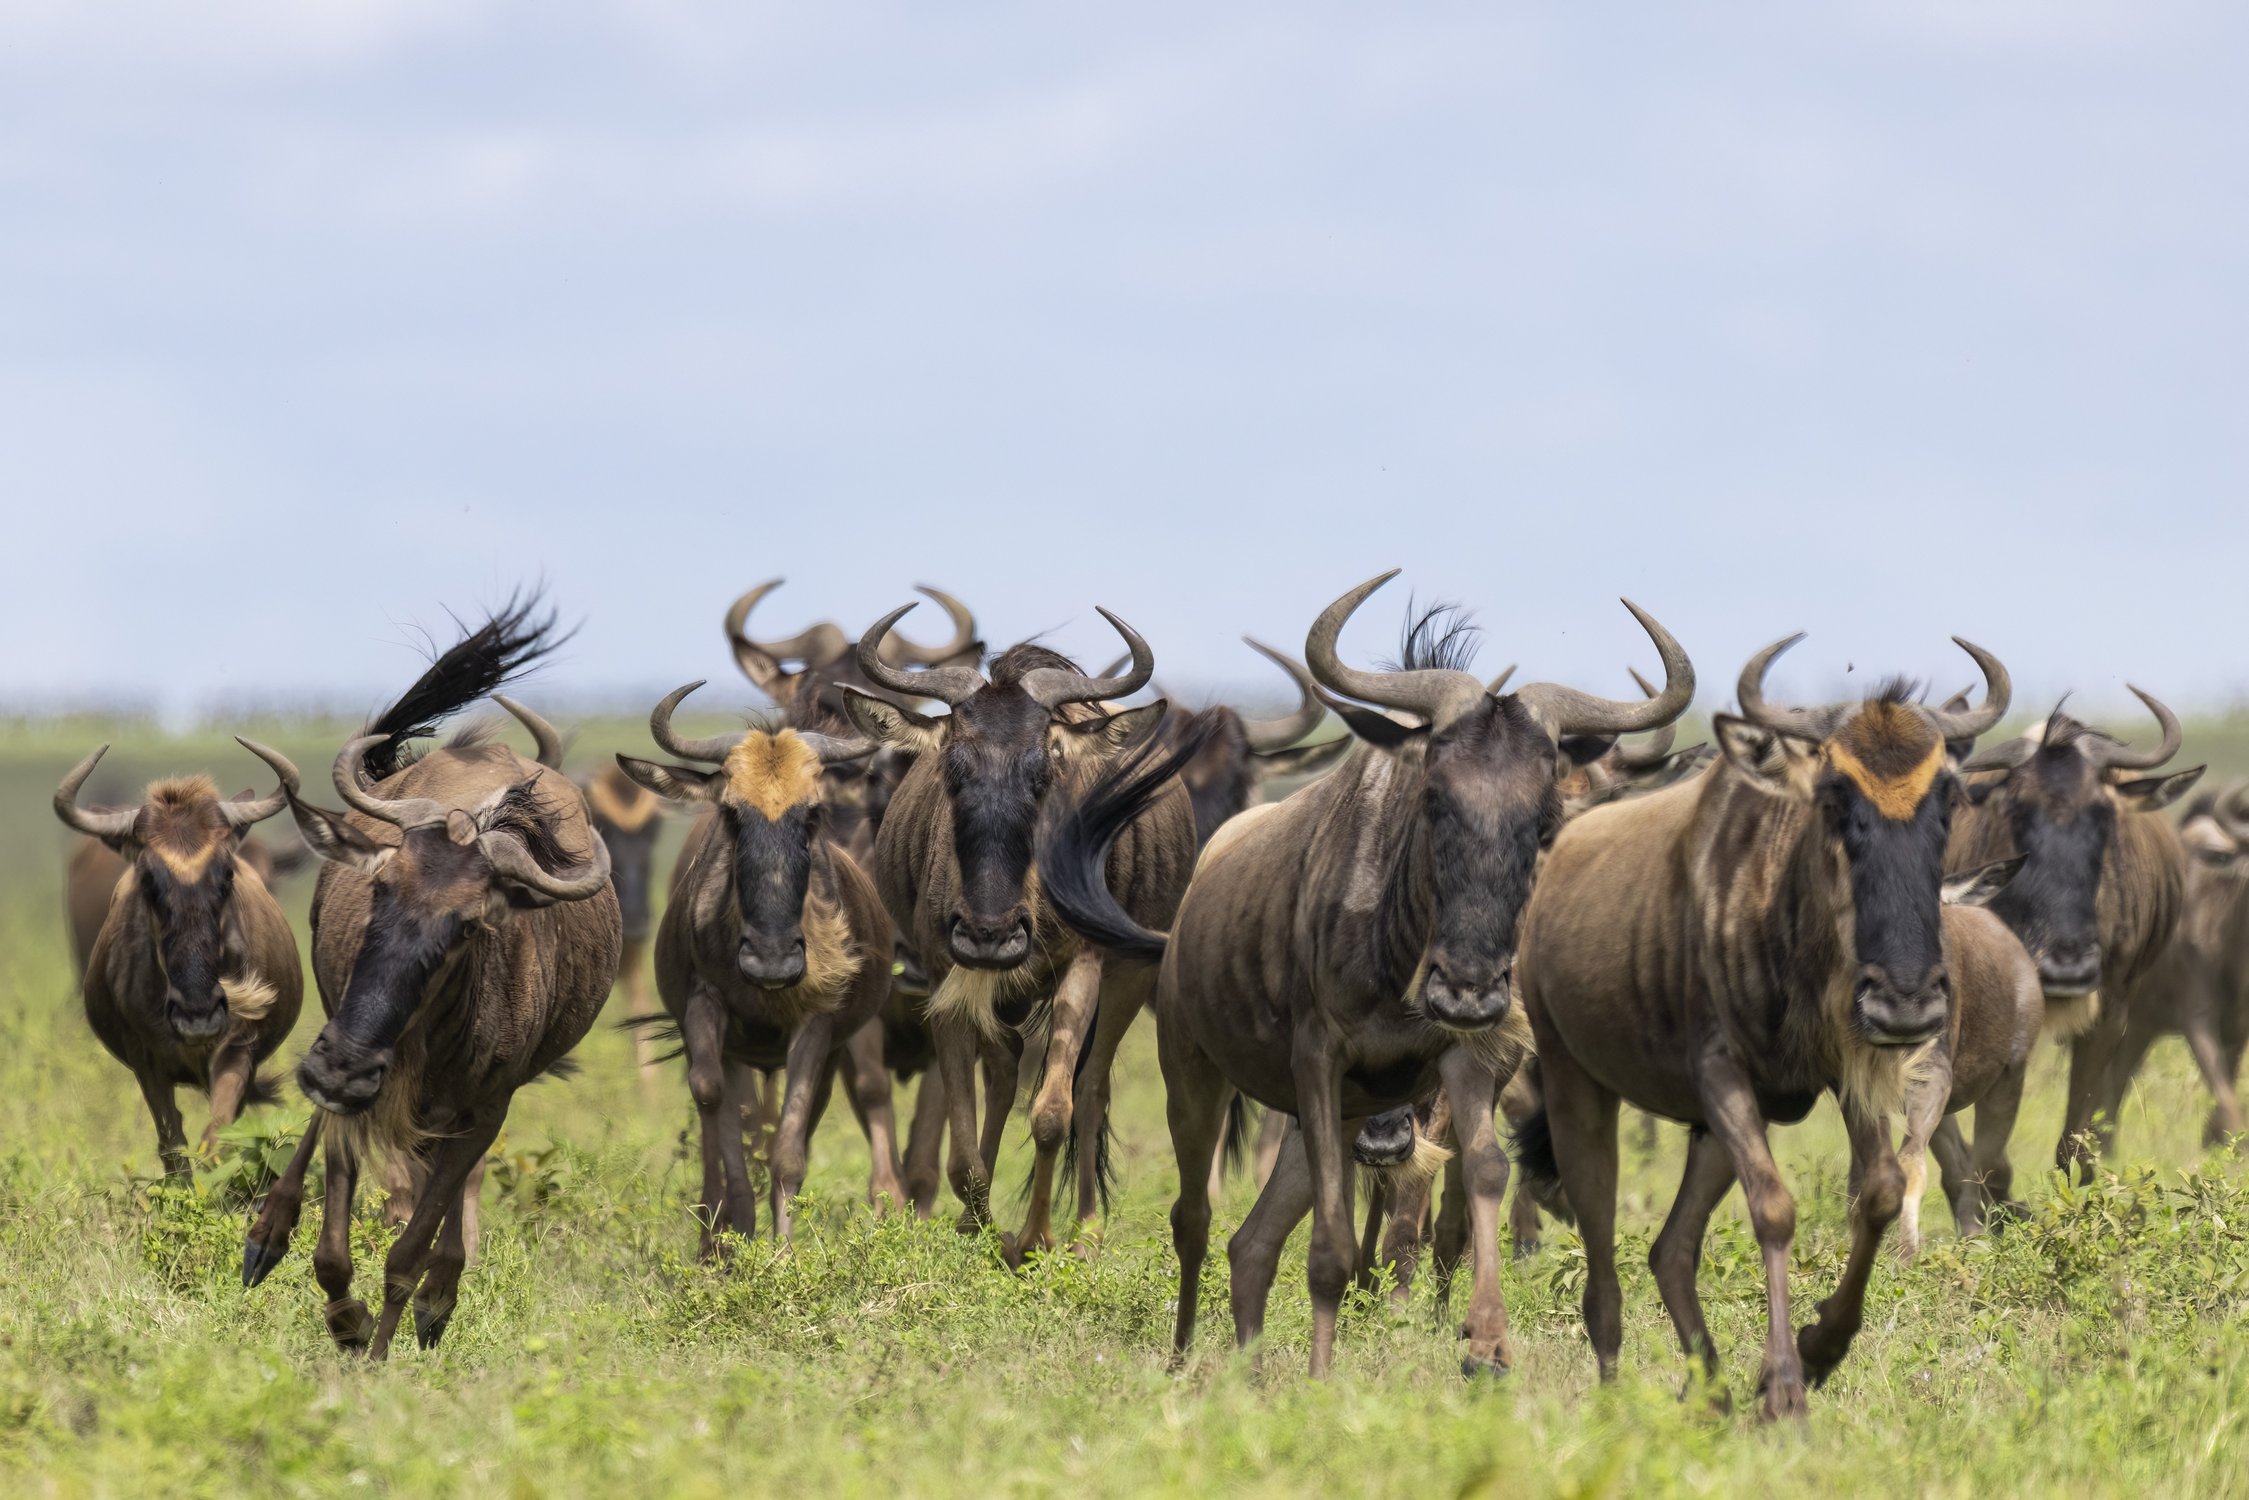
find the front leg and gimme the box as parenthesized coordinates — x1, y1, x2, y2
(201, 1039, 257, 1153)
(1437, 1047, 1515, 1375)
(840, 1018, 908, 1211)
(770, 1016, 838, 1245)
(1795, 1101, 1903, 1388)
(1290, 1020, 1353, 1378)
(135, 1070, 190, 1181)
(682, 987, 750, 1255)
(1692, 1043, 1803, 1421)
(312, 1141, 370, 1350)
(1894, 1045, 1952, 1263)
(1010, 950, 1102, 1265)
(243, 1113, 322, 1287)
(369, 1119, 503, 1361)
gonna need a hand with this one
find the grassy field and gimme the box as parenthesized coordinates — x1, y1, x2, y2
(3, 716, 2248, 1497)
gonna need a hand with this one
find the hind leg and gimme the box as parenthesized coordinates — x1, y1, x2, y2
(1228, 1122, 1314, 1366)
(1649, 1126, 1735, 1391)
(1499, 1065, 1544, 1257)
(411, 1179, 474, 1350)
(1072, 966, 1154, 1230)
(902, 1067, 945, 1217)
(2184, 1010, 2247, 1145)
(1160, 1017, 1232, 1364)
(1893, 1047, 1951, 1263)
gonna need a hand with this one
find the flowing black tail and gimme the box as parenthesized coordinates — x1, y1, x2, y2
(359, 590, 570, 781)
(1506, 1079, 1575, 1225)
(1037, 709, 1224, 964)
(1220, 1094, 1252, 1179)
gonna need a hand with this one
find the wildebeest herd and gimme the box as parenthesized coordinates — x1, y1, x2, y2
(55, 579, 2249, 1418)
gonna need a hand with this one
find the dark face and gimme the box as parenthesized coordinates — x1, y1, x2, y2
(136, 846, 241, 1042)
(1971, 750, 2112, 995)
(297, 833, 494, 1115)
(1820, 770, 1956, 1045)
(728, 801, 820, 989)
(1413, 698, 1563, 1032)
(940, 687, 1053, 969)
(595, 818, 663, 943)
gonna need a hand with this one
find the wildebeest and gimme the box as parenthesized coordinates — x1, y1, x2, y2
(1511, 635, 2012, 1418)
(1943, 692, 2202, 1171)
(584, 762, 668, 1079)
(618, 683, 907, 1252)
(841, 603, 1196, 1261)
(723, 580, 985, 1208)
(1040, 573, 1693, 1376)
(240, 600, 618, 1359)
(54, 740, 307, 1178)
(2077, 784, 2249, 1148)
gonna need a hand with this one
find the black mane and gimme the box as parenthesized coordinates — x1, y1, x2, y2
(1386, 601, 1480, 675)
(361, 591, 570, 779)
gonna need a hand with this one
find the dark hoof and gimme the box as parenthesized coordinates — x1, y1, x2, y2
(325, 1297, 376, 1351)
(1796, 1322, 1853, 1388)
(1511, 1237, 1542, 1262)
(242, 1240, 286, 1289)
(413, 1301, 454, 1350)
(1459, 1354, 1512, 1380)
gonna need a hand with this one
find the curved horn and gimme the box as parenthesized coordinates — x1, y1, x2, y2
(1516, 600, 1695, 739)
(1304, 571, 1485, 728)
(1238, 639, 1325, 752)
(724, 580, 851, 669)
(493, 696, 565, 770)
(220, 738, 302, 829)
(879, 584, 980, 667)
(2088, 685, 2182, 773)
(857, 604, 986, 706)
(795, 730, 879, 766)
(479, 820, 612, 902)
(53, 746, 140, 842)
(1733, 633, 1831, 739)
(1018, 608, 1155, 711)
(1485, 664, 1516, 696)
(1926, 638, 2012, 742)
(1611, 668, 1678, 770)
(2219, 783, 2249, 843)
(331, 737, 448, 828)
(649, 682, 745, 764)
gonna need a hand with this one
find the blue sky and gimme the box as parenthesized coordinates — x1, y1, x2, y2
(3, 2, 2243, 720)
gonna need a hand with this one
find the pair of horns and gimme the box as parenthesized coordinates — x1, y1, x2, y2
(1738, 635, 2010, 743)
(1306, 571, 1695, 738)
(641, 681, 874, 766)
(1960, 687, 2183, 776)
(855, 602, 1155, 712)
(55, 739, 302, 842)
(327, 729, 610, 901)
(728, 579, 978, 677)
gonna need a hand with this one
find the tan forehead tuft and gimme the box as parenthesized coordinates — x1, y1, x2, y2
(724, 731, 824, 820)
(139, 776, 231, 875)
(1826, 703, 1943, 820)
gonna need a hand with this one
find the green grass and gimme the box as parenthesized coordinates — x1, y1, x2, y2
(3, 719, 2248, 1497)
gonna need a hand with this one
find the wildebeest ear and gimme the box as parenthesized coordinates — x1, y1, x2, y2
(1942, 854, 2023, 907)
(284, 797, 393, 876)
(1253, 734, 1354, 780)
(1713, 715, 1783, 783)
(839, 686, 944, 754)
(2114, 765, 2203, 813)
(1332, 701, 1426, 752)
(615, 755, 721, 803)
(1059, 700, 1169, 758)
